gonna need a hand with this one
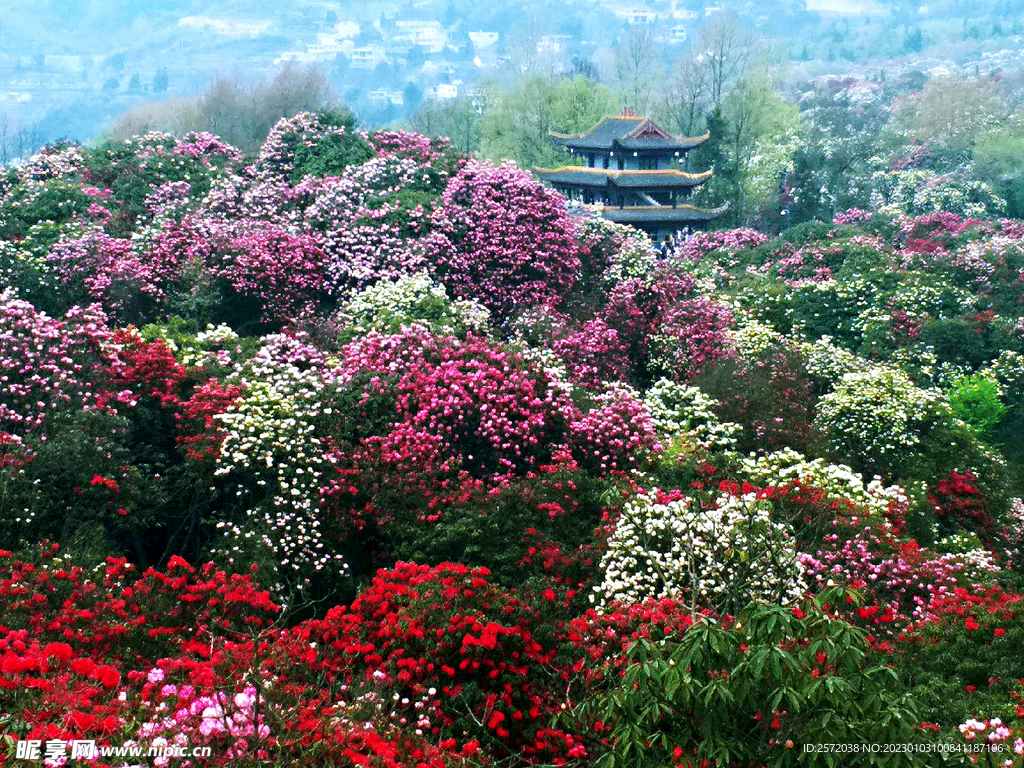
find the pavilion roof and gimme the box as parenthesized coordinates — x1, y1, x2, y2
(550, 112, 710, 152)
(534, 166, 713, 188)
(600, 202, 729, 223)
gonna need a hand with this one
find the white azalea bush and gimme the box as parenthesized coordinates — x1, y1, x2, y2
(147, 322, 245, 370)
(212, 333, 348, 597)
(729, 313, 784, 357)
(801, 335, 870, 386)
(642, 378, 740, 452)
(814, 366, 952, 476)
(594, 488, 808, 613)
(576, 215, 658, 285)
(741, 448, 912, 519)
(335, 271, 490, 335)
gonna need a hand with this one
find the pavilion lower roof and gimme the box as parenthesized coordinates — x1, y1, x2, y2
(535, 167, 713, 188)
(599, 203, 729, 223)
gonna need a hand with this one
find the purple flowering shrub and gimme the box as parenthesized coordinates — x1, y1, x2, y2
(424, 161, 581, 322)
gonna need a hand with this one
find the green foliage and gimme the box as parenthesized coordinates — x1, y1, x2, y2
(584, 589, 924, 768)
(0, 180, 90, 241)
(480, 75, 619, 169)
(973, 123, 1024, 218)
(948, 374, 1008, 438)
(388, 470, 611, 589)
(286, 111, 373, 182)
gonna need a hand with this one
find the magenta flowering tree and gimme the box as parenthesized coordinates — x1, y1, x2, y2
(212, 223, 328, 322)
(424, 161, 581, 323)
(569, 386, 661, 475)
(599, 265, 699, 383)
(551, 318, 632, 389)
(0, 292, 121, 436)
(303, 159, 435, 296)
(46, 229, 178, 320)
(650, 296, 736, 381)
(678, 228, 768, 261)
(332, 326, 576, 481)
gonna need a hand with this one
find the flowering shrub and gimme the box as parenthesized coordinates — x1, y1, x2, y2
(678, 227, 768, 261)
(741, 448, 909, 520)
(574, 215, 658, 287)
(695, 342, 818, 454)
(586, 589, 924, 768)
(0, 291, 120, 436)
(897, 586, 1024, 730)
(5, 116, 1024, 768)
(550, 318, 631, 389)
(648, 295, 735, 381)
(255, 111, 374, 184)
(594, 487, 807, 613)
(815, 366, 953, 477)
(335, 271, 490, 337)
(425, 161, 581, 322)
(568, 386, 660, 475)
(642, 377, 741, 452)
(212, 333, 348, 596)
(291, 562, 585, 763)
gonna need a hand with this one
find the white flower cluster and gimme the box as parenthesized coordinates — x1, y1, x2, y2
(160, 323, 241, 369)
(984, 350, 1024, 401)
(212, 334, 347, 590)
(815, 366, 950, 471)
(730, 313, 784, 357)
(335, 271, 490, 334)
(741, 448, 911, 519)
(852, 279, 974, 344)
(599, 220, 659, 284)
(642, 378, 740, 453)
(595, 489, 807, 611)
(801, 335, 869, 386)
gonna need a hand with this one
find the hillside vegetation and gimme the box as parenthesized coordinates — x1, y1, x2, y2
(0, 115, 1023, 765)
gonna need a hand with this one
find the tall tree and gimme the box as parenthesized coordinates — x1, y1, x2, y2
(407, 96, 483, 154)
(696, 13, 752, 107)
(658, 51, 713, 164)
(612, 25, 663, 114)
(479, 75, 618, 168)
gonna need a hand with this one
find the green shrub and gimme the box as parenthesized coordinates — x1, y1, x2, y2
(948, 374, 1008, 437)
(582, 589, 924, 768)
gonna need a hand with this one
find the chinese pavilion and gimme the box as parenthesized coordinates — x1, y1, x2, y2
(535, 108, 727, 237)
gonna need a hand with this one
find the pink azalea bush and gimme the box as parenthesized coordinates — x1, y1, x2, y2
(425, 161, 581, 322)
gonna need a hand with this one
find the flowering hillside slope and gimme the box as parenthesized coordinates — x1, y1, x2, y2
(1, 115, 1023, 767)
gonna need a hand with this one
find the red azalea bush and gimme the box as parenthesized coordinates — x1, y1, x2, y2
(284, 562, 586, 763)
(894, 586, 1024, 730)
(0, 548, 279, 663)
(928, 470, 994, 539)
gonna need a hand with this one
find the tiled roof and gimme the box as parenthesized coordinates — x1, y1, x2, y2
(601, 203, 729, 223)
(534, 167, 713, 188)
(550, 114, 710, 151)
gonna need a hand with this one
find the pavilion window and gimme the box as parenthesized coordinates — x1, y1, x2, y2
(588, 154, 595, 168)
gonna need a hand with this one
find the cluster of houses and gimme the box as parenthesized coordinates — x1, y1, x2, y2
(269, 0, 726, 112)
